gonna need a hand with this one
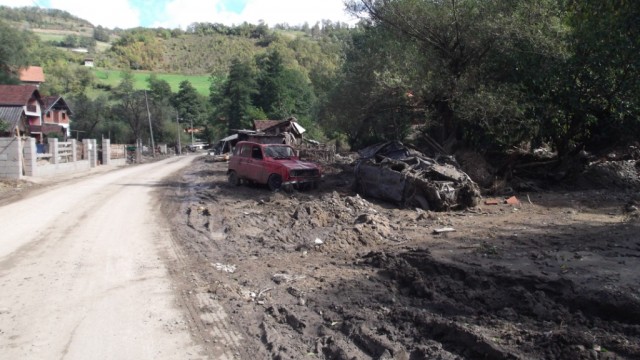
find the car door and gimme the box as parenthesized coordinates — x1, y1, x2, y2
(246, 145, 266, 182)
(235, 144, 252, 178)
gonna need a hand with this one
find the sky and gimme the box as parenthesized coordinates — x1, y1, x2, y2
(1, 0, 358, 29)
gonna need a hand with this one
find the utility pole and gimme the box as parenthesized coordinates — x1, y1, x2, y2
(144, 90, 155, 158)
(190, 118, 194, 146)
(176, 114, 182, 155)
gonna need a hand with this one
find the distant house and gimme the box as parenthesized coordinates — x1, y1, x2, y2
(253, 120, 283, 132)
(83, 58, 94, 67)
(18, 66, 45, 88)
(42, 96, 72, 138)
(253, 117, 306, 145)
(0, 85, 43, 139)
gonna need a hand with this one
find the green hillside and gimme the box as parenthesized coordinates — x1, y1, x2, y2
(93, 69, 213, 96)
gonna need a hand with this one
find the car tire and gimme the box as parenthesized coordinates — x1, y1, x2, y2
(267, 174, 283, 191)
(228, 171, 240, 186)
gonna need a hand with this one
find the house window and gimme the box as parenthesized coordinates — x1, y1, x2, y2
(46, 111, 50, 117)
(62, 113, 66, 120)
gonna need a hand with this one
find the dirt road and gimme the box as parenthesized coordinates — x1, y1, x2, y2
(0, 156, 228, 360)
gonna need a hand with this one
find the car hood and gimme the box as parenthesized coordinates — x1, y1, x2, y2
(275, 159, 319, 170)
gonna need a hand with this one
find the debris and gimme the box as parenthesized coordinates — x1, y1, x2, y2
(314, 238, 324, 245)
(485, 199, 499, 205)
(272, 273, 306, 284)
(354, 141, 481, 211)
(433, 227, 456, 234)
(212, 263, 236, 273)
(257, 287, 272, 299)
(505, 196, 520, 205)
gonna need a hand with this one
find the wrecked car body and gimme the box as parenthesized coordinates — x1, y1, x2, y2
(354, 141, 481, 211)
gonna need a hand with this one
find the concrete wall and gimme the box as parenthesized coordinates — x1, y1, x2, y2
(0, 137, 22, 179)
(0, 136, 101, 179)
(111, 158, 127, 166)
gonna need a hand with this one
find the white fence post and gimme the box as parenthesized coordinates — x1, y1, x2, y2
(23, 137, 37, 176)
(102, 139, 111, 165)
(71, 139, 77, 162)
(50, 138, 59, 164)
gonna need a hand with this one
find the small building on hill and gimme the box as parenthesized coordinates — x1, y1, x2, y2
(18, 66, 45, 88)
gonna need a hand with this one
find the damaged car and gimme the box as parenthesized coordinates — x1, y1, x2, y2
(355, 141, 481, 211)
(228, 141, 322, 191)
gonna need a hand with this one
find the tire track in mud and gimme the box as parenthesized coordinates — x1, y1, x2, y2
(355, 249, 640, 359)
(157, 166, 243, 360)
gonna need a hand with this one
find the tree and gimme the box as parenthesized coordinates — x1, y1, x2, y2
(171, 80, 206, 138)
(0, 20, 33, 84)
(255, 50, 316, 121)
(543, 0, 640, 156)
(214, 58, 259, 132)
(343, 0, 565, 151)
(93, 25, 110, 42)
(325, 26, 416, 147)
(111, 71, 149, 143)
(67, 93, 111, 140)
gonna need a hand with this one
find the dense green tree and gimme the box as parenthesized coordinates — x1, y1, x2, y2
(147, 74, 173, 104)
(0, 20, 33, 84)
(542, 0, 640, 156)
(215, 59, 259, 132)
(66, 93, 111, 140)
(93, 25, 110, 42)
(342, 0, 567, 152)
(325, 26, 416, 147)
(255, 50, 316, 121)
(111, 71, 149, 143)
(40, 61, 95, 96)
(172, 80, 206, 130)
(146, 75, 178, 144)
(171, 80, 212, 144)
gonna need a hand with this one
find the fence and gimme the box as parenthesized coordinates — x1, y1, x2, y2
(298, 142, 336, 163)
(0, 137, 102, 179)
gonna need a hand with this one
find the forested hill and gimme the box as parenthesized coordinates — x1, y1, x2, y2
(0, 6, 349, 78)
(0, 6, 92, 30)
(1, 2, 638, 167)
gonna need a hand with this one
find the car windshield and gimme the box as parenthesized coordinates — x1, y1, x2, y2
(265, 146, 294, 159)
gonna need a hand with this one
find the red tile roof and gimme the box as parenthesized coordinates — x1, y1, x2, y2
(0, 85, 40, 106)
(18, 66, 45, 83)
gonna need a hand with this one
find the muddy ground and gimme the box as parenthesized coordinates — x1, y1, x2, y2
(159, 155, 637, 359)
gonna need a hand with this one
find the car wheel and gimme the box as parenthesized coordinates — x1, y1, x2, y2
(267, 174, 283, 191)
(228, 171, 240, 186)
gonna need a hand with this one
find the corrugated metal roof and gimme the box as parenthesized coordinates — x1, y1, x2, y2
(0, 106, 24, 129)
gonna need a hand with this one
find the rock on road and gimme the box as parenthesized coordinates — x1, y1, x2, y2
(0, 156, 210, 360)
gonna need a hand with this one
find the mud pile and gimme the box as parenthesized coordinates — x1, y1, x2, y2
(224, 191, 406, 254)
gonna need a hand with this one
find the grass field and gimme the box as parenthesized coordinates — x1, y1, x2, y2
(93, 69, 213, 96)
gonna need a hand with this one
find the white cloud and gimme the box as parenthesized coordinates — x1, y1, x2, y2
(48, 0, 140, 29)
(156, 0, 357, 29)
(0, 0, 357, 29)
(0, 0, 34, 6)
(240, 0, 356, 26)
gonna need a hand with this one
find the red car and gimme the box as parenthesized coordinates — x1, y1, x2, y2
(227, 141, 322, 191)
